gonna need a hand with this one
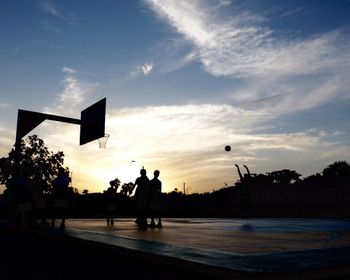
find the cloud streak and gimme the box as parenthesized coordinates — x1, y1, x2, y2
(44, 67, 99, 116)
(39, 1, 79, 25)
(130, 62, 154, 77)
(144, 0, 350, 117)
(144, 0, 350, 77)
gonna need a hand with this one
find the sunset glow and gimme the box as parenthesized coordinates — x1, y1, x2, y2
(1, 1, 349, 194)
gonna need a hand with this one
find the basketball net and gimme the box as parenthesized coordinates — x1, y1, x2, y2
(98, 134, 109, 149)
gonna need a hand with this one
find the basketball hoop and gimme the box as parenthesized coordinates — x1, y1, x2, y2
(98, 134, 109, 149)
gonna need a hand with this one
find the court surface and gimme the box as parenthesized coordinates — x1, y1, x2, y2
(65, 218, 350, 272)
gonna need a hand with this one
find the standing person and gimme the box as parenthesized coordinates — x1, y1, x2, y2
(105, 180, 117, 226)
(51, 168, 70, 230)
(29, 178, 48, 227)
(133, 168, 149, 228)
(149, 170, 162, 228)
(235, 164, 251, 219)
(15, 168, 32, 229)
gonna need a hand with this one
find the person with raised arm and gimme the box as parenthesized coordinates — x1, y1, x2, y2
(235, 164, 251, 219)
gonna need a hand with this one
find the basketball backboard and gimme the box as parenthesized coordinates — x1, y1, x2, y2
(80, 98, 106, 145)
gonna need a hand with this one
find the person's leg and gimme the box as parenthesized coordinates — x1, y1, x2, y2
(139, 207, 147, 228)
(157, 216, 162, 228)
(59, 208, 66, 229)
(60, 217, 65, 229)
(150, 217, 156, 228)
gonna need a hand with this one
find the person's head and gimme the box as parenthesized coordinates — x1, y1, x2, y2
(140, 168, 146, 176)
(154, 170, 160, 178)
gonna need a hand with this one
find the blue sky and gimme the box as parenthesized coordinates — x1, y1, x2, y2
(1, 0, 349, 193)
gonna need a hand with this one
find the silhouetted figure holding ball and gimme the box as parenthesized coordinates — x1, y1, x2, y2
(235, 164, 251, 219)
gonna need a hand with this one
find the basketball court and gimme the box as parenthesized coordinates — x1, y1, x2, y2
(65, 218, 350, 273)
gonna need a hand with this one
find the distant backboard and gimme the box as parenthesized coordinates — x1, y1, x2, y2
(80, 98, 106, 145)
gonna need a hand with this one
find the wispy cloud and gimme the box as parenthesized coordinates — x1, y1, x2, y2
(277, 7, 303, 18)
(39, 1, 79, 25)
(41, 23, 64, 33)
(40, 1, 60, 17)
(145, 0, 347, 77)
(44, 67, 99, 116)
(143, 0, 350, 116)
(217, 0, 232, 8)
(130, 62, 154, 77)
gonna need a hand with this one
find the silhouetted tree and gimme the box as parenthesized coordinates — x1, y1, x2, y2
(110, 178, 121, 190)
(0, 135, 69, 193)
(251, 173, 273, 186)
(120, 182, 134, 196)
(301, 172, 323, 186)
(322, 161, 350, 179)
(266, 169, 301, 186)
(82, 189, 89, 195)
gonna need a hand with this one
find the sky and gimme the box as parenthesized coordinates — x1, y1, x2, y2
(1, 0, 349, 194)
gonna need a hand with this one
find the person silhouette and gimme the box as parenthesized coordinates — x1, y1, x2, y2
(235, 164, 251, 219)
(51, 168, 70, 230)
(148, 170, 162, 228)
(105, 181, 117, 226)
(15, 167, 32, 229)
(30, 178, 48, 227)
(133, 168, 149, 228)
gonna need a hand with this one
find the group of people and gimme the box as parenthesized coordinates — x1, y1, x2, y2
(7, 162, 249, 230)
(133, 168, 163, 228)
(105, 168, 163, 228)
(5, 167, 70, 230)
(7, 164, 163, 230)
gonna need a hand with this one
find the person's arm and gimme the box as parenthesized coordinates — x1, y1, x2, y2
(235, 164, 243, 181)
(243, 165, 251, 177)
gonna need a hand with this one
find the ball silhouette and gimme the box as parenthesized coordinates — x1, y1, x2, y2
(225, 145, 231, 152)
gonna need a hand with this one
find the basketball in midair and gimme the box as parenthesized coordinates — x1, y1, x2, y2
(225, 145, 231, 152)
